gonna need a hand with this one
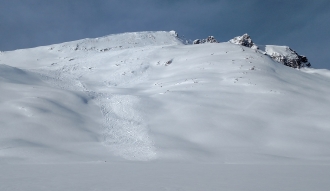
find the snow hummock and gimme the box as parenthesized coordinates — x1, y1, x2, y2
(1, 30, 330, 190)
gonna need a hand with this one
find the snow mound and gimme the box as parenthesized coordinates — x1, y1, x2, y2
(47, 31, 185, 53)
(0, 64, 41, 84)
(193, 36, 218, 44)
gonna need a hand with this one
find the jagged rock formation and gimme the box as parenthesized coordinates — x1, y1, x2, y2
(264, 46, 311, 68)
(229, 33, 258, 49)
(229, 34, 311, 68)
(193, 36, 218, 44)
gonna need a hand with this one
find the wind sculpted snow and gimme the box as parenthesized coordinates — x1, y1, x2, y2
(1, 31, 330, 164)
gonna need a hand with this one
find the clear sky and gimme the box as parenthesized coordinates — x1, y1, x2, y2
(1, 0, 329, 69)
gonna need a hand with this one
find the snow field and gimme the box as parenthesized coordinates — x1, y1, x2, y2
(1, 30, 330, 190)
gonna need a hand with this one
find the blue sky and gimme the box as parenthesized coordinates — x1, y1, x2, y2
(1, 0, 329, 69)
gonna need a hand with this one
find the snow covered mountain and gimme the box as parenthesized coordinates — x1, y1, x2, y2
(1, 31, 330, 191)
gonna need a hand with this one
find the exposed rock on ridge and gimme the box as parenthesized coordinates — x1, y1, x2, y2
(229, 34, 311, 68)
(265, 45, 311, 68)
(229, 33, 258, 49)
(193, 36, 218, 44)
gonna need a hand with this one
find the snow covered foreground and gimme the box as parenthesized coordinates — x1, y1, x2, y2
(1, 31, 330, 190)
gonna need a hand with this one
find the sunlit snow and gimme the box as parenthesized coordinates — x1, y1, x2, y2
(1, 31, 330, 191)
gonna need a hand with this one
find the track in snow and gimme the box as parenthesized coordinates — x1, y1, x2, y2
(32, 61, 157, 161)
(96, 93, 156, 160)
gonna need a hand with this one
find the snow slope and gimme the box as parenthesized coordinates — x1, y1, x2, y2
(1, 31, 330, 190)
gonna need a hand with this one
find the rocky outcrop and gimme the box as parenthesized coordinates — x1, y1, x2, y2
(229, 34, 311, 68)
(229, 33, 258, 49)
(265, 46, 311, 68)
(193, 36, 218, 44)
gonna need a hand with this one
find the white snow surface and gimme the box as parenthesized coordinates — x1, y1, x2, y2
(261, 45, 299, 60)
(1, 31, 330, 190)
